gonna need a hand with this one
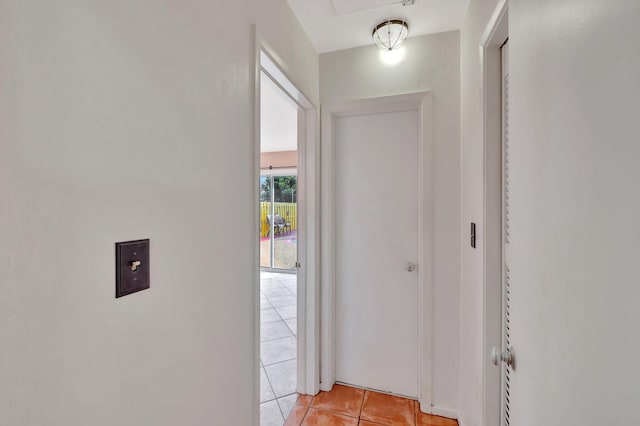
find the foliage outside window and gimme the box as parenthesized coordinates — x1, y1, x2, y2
(260, 176, 297, 203)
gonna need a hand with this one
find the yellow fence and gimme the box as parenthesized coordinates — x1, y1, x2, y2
(260, 202, 297, 238)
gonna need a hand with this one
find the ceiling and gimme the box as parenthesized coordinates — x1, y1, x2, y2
(286, 0, 469, 53)
(260, 72, 298, 153)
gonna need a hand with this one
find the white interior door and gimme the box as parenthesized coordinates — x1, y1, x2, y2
(334, 109, 419, 398)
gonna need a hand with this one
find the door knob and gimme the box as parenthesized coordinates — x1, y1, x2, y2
(406, 262, 416, 272)
(491, 346, 514, 366)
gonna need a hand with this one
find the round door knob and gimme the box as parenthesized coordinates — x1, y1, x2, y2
(406, 262, 416, 272)
(491, 347, 500, 366)
(491, 346, 514, 366)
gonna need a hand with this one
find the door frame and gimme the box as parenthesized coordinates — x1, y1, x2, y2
(480, 1, 508, 425)
(320, 92, 434, 412)
(252, 29, 321, 426)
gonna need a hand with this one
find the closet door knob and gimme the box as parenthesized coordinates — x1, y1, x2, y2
(491, 346, 514, 366)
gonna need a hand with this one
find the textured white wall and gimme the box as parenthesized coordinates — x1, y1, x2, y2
(0, 1, 317, 425)
(507, 0, 640, 424)
(320, 31, 461, 416)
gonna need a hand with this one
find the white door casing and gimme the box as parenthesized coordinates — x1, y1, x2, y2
(334, 109, 419, 398)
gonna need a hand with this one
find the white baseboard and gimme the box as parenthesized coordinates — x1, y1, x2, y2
(417, 401, 458, 420)
(430, 406, 458, 420)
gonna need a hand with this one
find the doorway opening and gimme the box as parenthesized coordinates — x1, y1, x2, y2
(256, 47, 319, 426)
(259, 69, 300, 425)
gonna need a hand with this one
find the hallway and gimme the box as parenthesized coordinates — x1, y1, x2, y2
(259, 271, 460, 426)
(3, 1, 638, 425)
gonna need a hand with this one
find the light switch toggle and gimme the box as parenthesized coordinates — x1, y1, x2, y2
(131, 260, 142, 272)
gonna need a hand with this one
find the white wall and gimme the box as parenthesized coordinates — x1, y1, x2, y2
(507, 0, 640, 424)
(0, 1, 317, 425)
(320, 31, 461, 415)
(460, 0, 640, 425)
(457, 1, 500, 425)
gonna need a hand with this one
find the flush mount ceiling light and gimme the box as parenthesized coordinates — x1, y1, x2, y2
(372, 19, 409, 51)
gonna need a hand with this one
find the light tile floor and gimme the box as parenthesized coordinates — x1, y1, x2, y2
(261, 271, 298, 426)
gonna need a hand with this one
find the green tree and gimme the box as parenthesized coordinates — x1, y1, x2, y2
(260, 175, 297, 203)
(275, 176, 297, 203)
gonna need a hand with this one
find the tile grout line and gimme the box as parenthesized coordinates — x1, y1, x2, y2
(306, 405, 361, 421)
(260, 323, 295, 343)
(268, 305, 297, 313)
(358, 390, 367, 421)
(275, 388, 303, 421)
(261, 277, 297, 322)
(261, 311, 294, 411)
(297, 402, 310, 426)
(260, 365, 280, 409)
(272, 307, 295, 322)
(262, 356, 297, 368)
(275, 278, 297, 298)
(260, 334, 296, 344)
(261, 317, 286, 325)
(275, 393, 294, 421)
(260, 308, 296, 325)
(261, 335, 294, 344)
(283, 320, 296, 337)
(262, 291, 296, 303)
(262, 289, 293, 299)
(296, 383, 436, 426)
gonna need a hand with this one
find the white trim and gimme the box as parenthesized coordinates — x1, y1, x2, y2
(320, 92, 434, 410)
(479, 0, 508, 48)
(254, 31, 321, 426)
(430, 406, 459, 420)
(259, 167, 297, 177)
(295, 93, 321, 397)
(250, 25, 260, 426)
(320, 104, 336, 391)
(260, 49, 313, 110)
(480, 2, 508, 426)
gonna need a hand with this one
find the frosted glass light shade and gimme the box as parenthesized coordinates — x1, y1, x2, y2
(372, 19, 409, 51)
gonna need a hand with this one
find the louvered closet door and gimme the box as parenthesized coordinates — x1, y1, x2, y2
(501, 41, 512, 426)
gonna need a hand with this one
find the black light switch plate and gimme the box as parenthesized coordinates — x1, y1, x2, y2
(115, 239, 150, 298)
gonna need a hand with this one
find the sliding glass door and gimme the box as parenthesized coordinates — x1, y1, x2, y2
(260, 173, 297, 270)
